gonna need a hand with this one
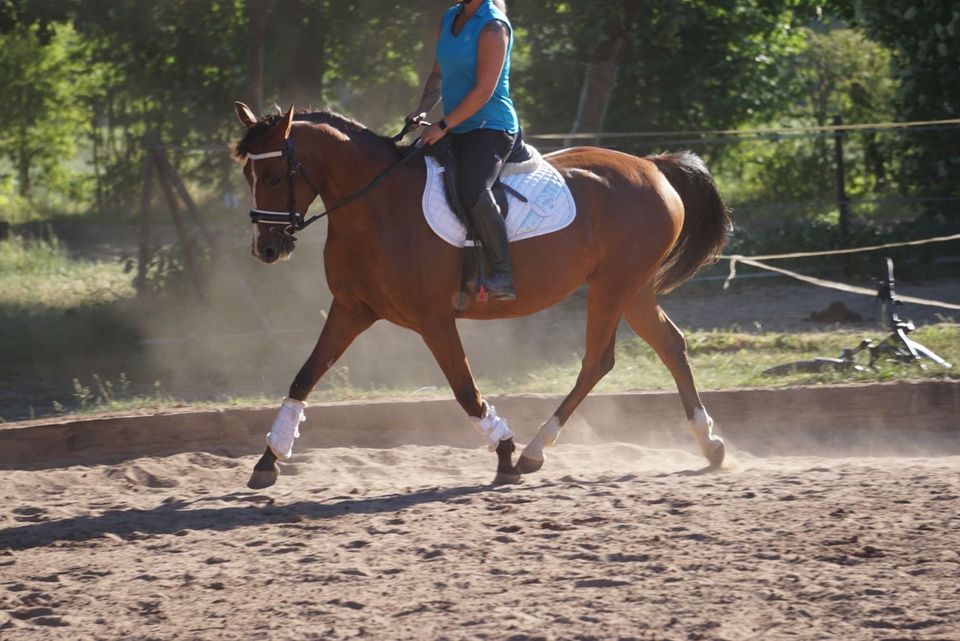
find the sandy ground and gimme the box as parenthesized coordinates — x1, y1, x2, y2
(2, 442, 958, 640)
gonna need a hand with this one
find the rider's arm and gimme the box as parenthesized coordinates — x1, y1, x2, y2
(441, 20, 509, 130)
(414, 61, 443, 115)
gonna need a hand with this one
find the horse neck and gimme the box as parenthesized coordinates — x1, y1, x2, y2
(297, 121, 399, 230)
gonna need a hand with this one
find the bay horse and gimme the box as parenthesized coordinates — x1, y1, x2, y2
(233, 102, 730, 489)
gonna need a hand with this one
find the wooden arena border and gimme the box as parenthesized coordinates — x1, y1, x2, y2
(1, 381, 958, 469)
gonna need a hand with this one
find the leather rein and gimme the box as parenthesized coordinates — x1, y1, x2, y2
(247, 120, 428, 234)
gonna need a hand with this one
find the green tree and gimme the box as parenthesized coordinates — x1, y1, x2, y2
(856, 1, 960, 203)
(510, 1, 823, 138)
(0, 22, 89, 215)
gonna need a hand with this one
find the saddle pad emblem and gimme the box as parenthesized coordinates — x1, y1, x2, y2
(421, 156, 577, 248)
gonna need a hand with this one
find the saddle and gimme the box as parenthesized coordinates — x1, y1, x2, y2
(425, 132, 538, 305)
(426, 131, 535, 227)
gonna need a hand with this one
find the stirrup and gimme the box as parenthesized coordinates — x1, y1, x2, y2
(484, 272, 515, 300)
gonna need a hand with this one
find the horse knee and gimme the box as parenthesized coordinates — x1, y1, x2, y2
(597, 348, 616, 379)
(602, 353, 615, 377)
(661, 325, 689, 363)
(453, 386, 483, 417)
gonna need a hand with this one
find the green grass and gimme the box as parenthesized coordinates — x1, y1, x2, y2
(0, 233, 956, 421)
(483, 327, 959, 395)
(0, 234, 134, 311)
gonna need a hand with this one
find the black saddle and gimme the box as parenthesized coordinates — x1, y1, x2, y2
(426, 130, 534, 228)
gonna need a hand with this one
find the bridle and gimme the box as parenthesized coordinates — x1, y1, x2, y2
(247, 120, 428, 235)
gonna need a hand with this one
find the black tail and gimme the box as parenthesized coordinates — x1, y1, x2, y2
(649, 151, 732, 294)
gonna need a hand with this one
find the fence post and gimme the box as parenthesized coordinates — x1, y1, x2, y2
(135, 153, 155, 298)
(833, 115, 849, 245)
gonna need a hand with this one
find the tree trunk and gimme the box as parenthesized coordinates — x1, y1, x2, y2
(17, 122, 30, 199)
(246, 0, 271, 114)
(17, 151, 30, 199)
(564, 3, 637, 147)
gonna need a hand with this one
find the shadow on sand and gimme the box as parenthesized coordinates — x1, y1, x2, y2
(0, 483, 524, 552)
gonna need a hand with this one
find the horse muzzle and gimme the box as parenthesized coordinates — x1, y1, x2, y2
(252, 223, 297, 264)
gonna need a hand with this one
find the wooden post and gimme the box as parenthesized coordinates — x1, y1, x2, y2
(152, 152, 274, 335)
(135, 153, 155, 297)
(833, 116, 852, 272)
(833, 115, 849, 244)
(151, 149, 206, 302)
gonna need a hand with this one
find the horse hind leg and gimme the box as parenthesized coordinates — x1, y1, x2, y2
(518, 286, 623, 474)
(623, 288, 724, 467)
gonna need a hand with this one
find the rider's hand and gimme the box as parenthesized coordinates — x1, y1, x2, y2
(421, 122, 447, 146)
(405, 111, 427, 131)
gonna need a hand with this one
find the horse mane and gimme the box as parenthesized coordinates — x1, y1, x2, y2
(233, 108, 406, 159)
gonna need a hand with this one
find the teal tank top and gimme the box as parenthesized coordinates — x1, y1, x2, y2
(435, 1, 518, 134)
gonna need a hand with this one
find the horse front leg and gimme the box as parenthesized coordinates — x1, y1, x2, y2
(419, 321, 521, 485)
(248, 299, 377, 489)
(624, 288, 724, 467)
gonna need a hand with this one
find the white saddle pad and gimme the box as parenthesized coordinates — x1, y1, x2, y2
(422, 153, 577, 248)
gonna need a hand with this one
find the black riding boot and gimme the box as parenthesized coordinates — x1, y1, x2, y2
(470, 189, 516, 301)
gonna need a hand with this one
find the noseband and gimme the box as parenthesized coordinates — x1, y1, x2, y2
(246, 121, 428, 235)
(247, 138, 322, 231)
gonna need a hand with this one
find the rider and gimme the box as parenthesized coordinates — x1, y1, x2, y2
(408, 0, 518, 301)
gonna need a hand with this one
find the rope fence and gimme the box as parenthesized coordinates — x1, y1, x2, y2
(527, 117, 960, 142)
(721, 233, 960, 311)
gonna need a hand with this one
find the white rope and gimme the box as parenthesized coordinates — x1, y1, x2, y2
(725, 256, 960, 311)
(529, 117, 960, 141)
(720, 233, 960, 262)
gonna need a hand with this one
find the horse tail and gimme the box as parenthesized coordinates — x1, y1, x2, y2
(649, 151, 732, 294)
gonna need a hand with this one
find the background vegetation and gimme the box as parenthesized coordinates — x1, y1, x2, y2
(0, 1, 957, 420)
(0, 1, 958, 225)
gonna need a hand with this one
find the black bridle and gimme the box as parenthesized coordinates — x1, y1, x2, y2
(247, 120, 428, 234)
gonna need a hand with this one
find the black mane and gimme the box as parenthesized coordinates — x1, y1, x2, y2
(233, 108, 404, 158)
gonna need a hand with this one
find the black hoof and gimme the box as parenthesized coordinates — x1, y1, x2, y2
(247, 464, 279, 490)
(516, 454, 544, 475)
(492, 467, 522, 485)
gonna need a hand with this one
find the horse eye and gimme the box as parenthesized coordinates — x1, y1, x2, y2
(266, 175, 283, 187)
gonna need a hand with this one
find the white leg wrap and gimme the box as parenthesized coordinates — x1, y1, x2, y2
(521, 416, 563, 462)
(471, 402, 514, 451)
(266, 397, 306, 460)
(689, 407, 723, 458)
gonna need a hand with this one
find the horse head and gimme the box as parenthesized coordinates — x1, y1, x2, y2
(234, 101, 308, 264)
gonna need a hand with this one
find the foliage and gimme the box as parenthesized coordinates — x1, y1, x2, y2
(855, 1, 960, 202)
(0, 0, 954, 242)
(0, 233, 135, 311)
(510, 0, 822, 134)
(0, 22, 91, 219)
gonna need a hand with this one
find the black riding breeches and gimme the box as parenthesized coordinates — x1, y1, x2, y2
(449, 128, 516, 211)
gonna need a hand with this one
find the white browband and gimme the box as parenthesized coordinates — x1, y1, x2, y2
(246, 150, 284, 161)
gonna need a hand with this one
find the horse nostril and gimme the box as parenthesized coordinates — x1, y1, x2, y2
(261, 247, 278, 262)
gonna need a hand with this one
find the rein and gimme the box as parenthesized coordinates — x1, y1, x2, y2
(247, 120, 428, 233)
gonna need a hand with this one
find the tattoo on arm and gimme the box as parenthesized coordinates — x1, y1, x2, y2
(418, 70, 442, 113)
(482, 20, 509, 37)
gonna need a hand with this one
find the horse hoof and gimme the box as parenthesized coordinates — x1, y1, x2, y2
(516, 454, 544, 475)
(706, 439, 726, 468)
(492, 468, 522, 485)
(247, 465, 279, 490)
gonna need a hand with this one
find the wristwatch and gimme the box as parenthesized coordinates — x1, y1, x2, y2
(438, 118, 448, 131)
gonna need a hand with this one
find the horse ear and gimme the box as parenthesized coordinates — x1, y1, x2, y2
(282, 104, 295, 139)
(235, 101, 258, 128)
